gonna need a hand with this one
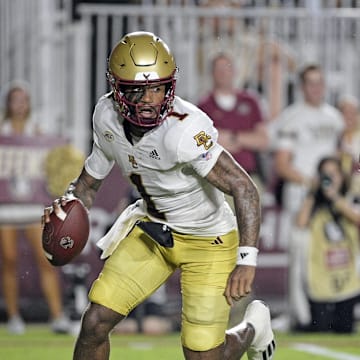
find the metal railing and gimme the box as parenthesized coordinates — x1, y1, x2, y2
(0, 0, 90, 152)
(141, 0, 360, 9)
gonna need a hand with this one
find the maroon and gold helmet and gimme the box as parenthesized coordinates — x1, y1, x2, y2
(107, 31, 177, 127)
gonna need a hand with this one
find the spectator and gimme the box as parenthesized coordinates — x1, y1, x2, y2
(271, 64, 344, 330)
(0, 82, 70, 334)
(198, 53, 269, 195)
(337, 94, 360, 196)
(296, 156, 360, 333)
(198, 1, 297, 120)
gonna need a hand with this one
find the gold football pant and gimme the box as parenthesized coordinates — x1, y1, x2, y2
(89, 223, 238, 351)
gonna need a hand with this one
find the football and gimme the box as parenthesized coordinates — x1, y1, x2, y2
(42, 198, 90, 266)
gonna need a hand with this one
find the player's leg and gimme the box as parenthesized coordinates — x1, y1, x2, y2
(177, 230, 275, 360)
(26, 222, 69, 332)
(74, 224, 175, 360)
(183, 300, 275, 360)
(177, 230, 246, 359)
(74, 303, 124, 360)
(0, 226, 25, 334)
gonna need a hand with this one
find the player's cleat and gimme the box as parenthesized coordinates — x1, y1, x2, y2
(7, 315, 25, 335)
(244, 300, 276, 360)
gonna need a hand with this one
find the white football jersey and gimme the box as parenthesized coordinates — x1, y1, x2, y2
(85, 94, 236, 236)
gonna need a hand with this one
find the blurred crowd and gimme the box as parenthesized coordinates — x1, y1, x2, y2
(198, 56, 360, 334)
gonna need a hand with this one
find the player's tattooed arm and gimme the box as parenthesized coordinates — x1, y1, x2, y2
(69, 168, 103, 210)
(205, 150, 260, 248)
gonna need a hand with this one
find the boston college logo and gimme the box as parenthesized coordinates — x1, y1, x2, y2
(193, 131, 213, 150)
(128, 155, 138, 168)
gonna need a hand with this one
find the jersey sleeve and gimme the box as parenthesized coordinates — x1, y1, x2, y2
(84, 104, 115, 180)
(177, 112, 224, 177)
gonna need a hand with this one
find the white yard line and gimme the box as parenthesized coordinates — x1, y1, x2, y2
(293, 343, 360, 360)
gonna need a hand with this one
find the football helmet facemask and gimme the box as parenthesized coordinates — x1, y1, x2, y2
(107, 31, 177, 127)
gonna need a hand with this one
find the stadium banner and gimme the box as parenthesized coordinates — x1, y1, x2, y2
(0, 135, 67, 205)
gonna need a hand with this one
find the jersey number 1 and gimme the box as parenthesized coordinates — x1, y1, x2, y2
(129, 174, 166, 220)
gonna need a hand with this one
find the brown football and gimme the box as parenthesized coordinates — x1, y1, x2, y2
(42, 198, 90, 266)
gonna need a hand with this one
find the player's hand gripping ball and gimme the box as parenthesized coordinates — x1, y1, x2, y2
(42, 198, 90, 266)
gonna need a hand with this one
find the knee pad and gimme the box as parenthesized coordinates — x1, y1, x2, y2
(181, 319, 225, 351)
(181, 306, 228, 352)
(181, 290, 230, 351)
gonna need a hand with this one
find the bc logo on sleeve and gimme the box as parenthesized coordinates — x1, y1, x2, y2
(193, 131, 213, 151)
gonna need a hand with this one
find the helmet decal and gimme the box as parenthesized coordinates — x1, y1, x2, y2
(134, 72, 160, 80)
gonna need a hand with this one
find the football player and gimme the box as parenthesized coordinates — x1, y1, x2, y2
(44, 31, 275, 360)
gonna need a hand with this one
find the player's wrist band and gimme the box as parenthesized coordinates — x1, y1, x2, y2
(236, 246, 259, 266)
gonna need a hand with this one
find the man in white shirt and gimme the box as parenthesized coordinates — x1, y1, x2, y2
(272, 64, 344, 329)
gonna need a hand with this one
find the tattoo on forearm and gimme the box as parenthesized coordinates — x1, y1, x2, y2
(72, 169, 102, 209)
(234, 184, 260, 247)
(206, 151, 261, 247)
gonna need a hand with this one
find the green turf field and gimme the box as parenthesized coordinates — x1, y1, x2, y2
(0, 324, 359, 359)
